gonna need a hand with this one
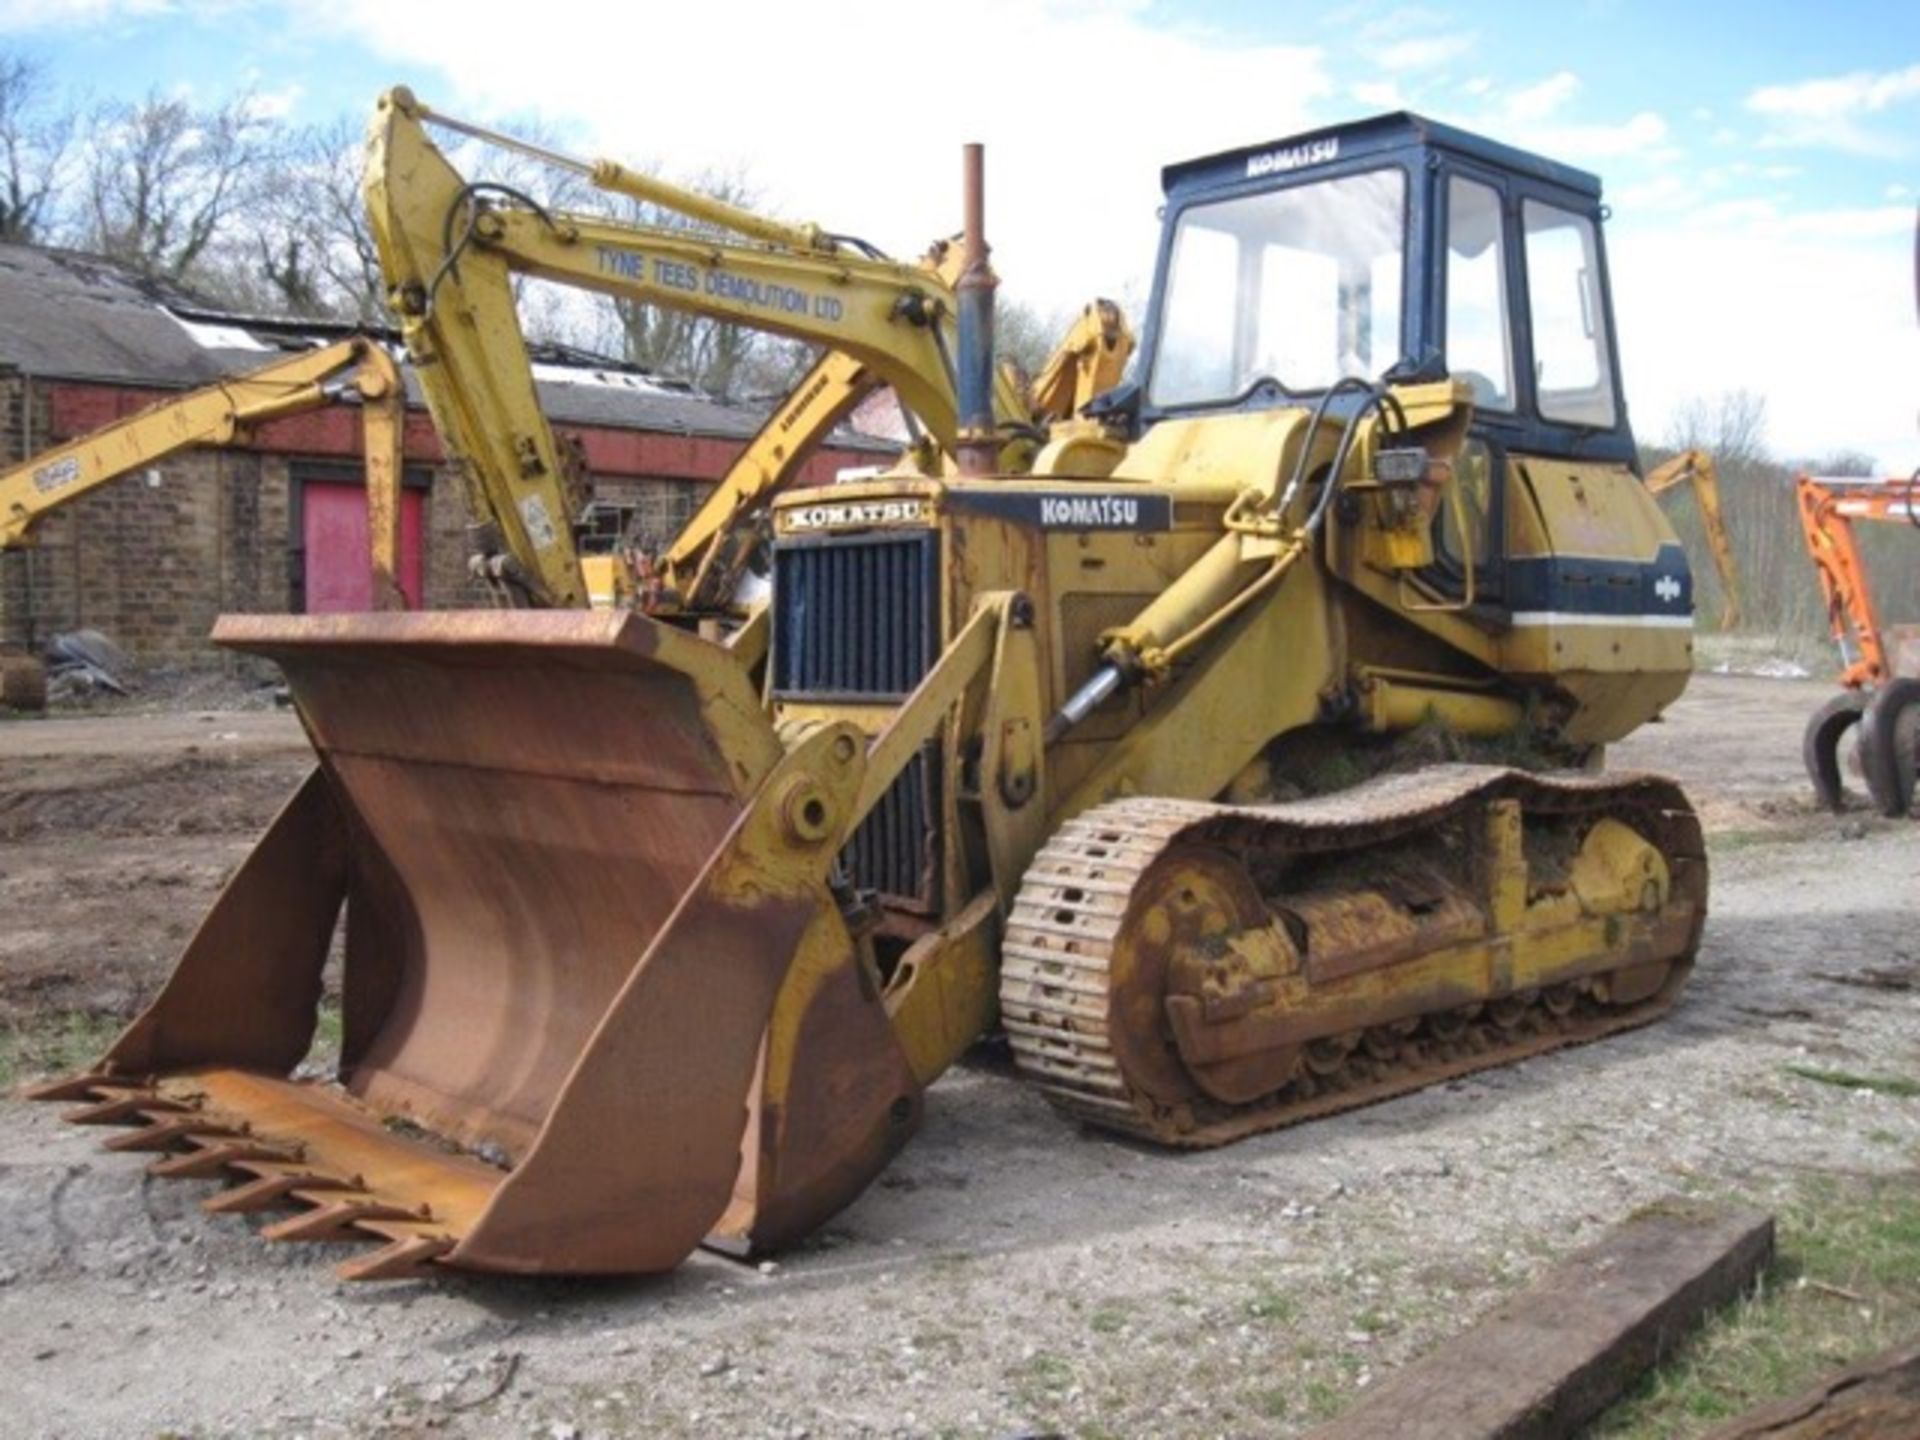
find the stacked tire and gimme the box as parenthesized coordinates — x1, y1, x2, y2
(1806, 679, 1919, 817)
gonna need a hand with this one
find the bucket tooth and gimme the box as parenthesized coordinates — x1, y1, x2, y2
(261, 1196, 428, 1243)
(64, 1091, 185, 1126)
(203, 1170, 356, 1216)
(149, 1138, 302, 1180)
(103, 1114, 236, 1153)
(337, 1233, 453, 1282)
(25, 1072, 128, 1103)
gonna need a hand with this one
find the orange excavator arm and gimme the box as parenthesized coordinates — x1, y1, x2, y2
(1795, 471, 1919, 689)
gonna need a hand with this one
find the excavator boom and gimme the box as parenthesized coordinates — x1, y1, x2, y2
(1, 336, 405, 603)
(0, 333, 406, 708)
(1644, 449, 1740, 631)
(365, 88, 1035, 609)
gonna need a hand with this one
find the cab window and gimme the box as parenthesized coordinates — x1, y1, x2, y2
(1436, 437, 1496, 579)
(1444, 177, 1513, 411)
(1523, 200, 1617, 427)
(1149, 167, 1407, 406)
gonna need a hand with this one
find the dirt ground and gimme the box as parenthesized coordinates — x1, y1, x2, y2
(1, 674, 1916, 1439)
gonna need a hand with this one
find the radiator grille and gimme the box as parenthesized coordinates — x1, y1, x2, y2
(843, 745, 940, 909)
(772, 532, 938, 700)
(772, 530, 942, 909)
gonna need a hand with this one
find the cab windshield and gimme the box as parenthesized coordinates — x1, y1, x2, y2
(1148, 167, 1407, 408)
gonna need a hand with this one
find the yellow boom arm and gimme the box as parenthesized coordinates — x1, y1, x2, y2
(0, 336, 407, 607)
(654, 271, 1134, 615)
(365, 88, 1032, 609)
(1645, 448, 1741, 631)
(1026, 299, 1134, 422)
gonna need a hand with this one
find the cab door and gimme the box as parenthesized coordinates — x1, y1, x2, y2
(1423, 167, 1519, 612)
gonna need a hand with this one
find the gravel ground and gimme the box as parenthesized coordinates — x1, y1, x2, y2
(1, 673, 1915, 1439)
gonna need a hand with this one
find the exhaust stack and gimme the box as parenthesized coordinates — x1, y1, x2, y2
(954, 142, 998, 477)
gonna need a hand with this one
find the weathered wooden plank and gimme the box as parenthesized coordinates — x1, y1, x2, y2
(1704, 1339, 1920, 1438)
(1307, 1200, 1775, 1440)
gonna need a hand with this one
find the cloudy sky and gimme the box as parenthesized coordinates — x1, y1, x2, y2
(3, 0, 1917, 469)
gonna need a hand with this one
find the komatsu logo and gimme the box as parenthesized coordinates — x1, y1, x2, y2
(1038, 495, 1141, 528)
(783, 499, 925, 531)
(1246, 136, 1339, 178)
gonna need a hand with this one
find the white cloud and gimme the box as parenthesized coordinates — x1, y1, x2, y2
(1527, 111, 1668, 161)
(1504, 71, 1580, 122)
(1746, 63, 1920, 154)
(1614, 174, 1691, 214)
(243, 82, 302, 121)
(323, 0, 1332, 313)
(252, 0, 1915, 473)
(1351, 80, 1408, 111)
(1612, 208, 1920, 473)
(1748, 63, 1920, 119)
(1377, 33, 1472, 72)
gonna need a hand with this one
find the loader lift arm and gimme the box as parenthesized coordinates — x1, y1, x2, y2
(0, 336, 407, 606)
(1644, 449, 1740, 631)
(364, 88, 1037, 610)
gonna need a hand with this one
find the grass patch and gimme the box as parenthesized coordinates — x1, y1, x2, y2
(0, 1009, 125, 1090)
(1252, 1385, 1291, 1419)
(1019, 1351, 1074, 1391)
(1088, 1304, 1129, 1335)
(1784, 1065, 1920, 1099)
(1592, 1173, 1920, 1438)
(1352, 1307, 1394, 1335)
(1245, 1285, 1298, 1324)
(1706, 827, 1800, 854)
(1302, 1375, 1347, 1421)
(309, 1000, 343, 1069)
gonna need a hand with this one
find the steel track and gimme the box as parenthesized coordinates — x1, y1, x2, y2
(1000, 764, 1703, 1148)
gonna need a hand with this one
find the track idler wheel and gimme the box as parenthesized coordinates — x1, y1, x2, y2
(1861, 677, 1920, 818)
(1804, 690, 1869, 811)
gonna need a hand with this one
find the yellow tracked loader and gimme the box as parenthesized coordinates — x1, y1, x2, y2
(36, 107, 1706, 1280)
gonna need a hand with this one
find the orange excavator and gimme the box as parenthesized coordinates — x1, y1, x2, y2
(1798, 470, 1919, 816)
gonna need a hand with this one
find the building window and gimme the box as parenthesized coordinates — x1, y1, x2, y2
(577, 500, 637, 555)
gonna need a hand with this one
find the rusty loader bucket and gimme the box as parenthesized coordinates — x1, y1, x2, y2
(30, 610, 921, 1279)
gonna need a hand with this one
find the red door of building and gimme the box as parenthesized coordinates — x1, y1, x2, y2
(300, 479, 425, 612)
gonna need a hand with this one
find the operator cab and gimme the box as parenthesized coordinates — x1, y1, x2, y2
(1133, 111, 1635, 463)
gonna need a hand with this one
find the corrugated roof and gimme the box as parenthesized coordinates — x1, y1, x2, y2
(0, 242, 892, 452)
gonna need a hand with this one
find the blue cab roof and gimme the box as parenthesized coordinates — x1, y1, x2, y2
(1163, 111, 1604, 203)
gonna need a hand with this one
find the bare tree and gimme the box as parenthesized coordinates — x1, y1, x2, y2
(0, 53, 72, 244)
(82, 89, 277, 287)
(994, 295, 1065, 388)
(1668, 388, 1768, 471)
(251, 117, 387, 320)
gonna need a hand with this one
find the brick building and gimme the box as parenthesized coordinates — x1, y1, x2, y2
(0, 243, 890, 663)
